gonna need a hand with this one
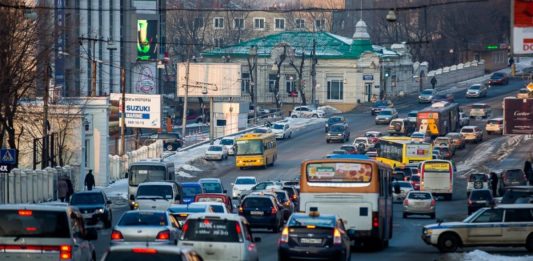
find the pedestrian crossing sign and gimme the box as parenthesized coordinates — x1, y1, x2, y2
(0, 149, 17, 164)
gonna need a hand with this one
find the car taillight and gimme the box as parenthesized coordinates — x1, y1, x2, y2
(284, 201, 291, 207)
(292, 194, 298, 201)
(156, 230, 170, 240)
(238, 206, 244, 213)
(111, 230, 124, 240)
(333, 228, 342, 245)
(431, 199, 436, 207)
(271, 207, 278, 215)
(403, 199, 409, 206)
(59, 245, 72, 260)
(372, 212, 379, 228)
(18, 210, 32, 216)
(280, 227, 289, 244)
(132, 248, 158, 254)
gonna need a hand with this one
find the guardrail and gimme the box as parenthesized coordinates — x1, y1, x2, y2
(108, 139, 163, 182)
(0, 166, 73, 204)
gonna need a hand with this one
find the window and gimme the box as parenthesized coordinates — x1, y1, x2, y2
(285, 75, 296, 93)
(233, 18, 244, 30)
(213, 17, 224, 29)
(473, 209, 503, 223)
(253, 18, 265, 30)
(505, 209, 533, 222)
(327, 79, 344, 100)
(214, 38, 224, 48)
(241, 73, 250, 93)
(315, 19, 325, 31)
(268, 74, 278, 92)
(274, 18, 285, 30)
(194, 17, 204, 28)
(295, 19, 305, 29)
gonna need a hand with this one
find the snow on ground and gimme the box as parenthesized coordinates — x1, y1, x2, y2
(177, 171, 195, 178)
(318, 105, 342, 115)
(446, 250, 532, 261)
(495, 135, 524, 161)
(100, 179, 129, 207)
(181, 164, 202, 172)
(457, 136, 508, 175)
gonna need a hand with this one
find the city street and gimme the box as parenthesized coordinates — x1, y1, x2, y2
(94, 79, 531, 260)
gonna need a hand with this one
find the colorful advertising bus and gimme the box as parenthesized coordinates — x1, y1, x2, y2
(235, 133, 277, 169)
(376, 137, 433, 168)
(417, 102, 460, 137)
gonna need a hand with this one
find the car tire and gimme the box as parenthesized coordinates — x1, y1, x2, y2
(291, 115, 297, 118)
(526, 234, 533, 252)
(312, 114, 318, 118)
(437, 233, 460, 253)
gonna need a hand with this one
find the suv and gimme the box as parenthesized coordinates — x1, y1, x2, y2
(499, 169, 528, 196)
(433, 137, 455, 155)
(485, 117, 503, 135)
(501, 186, 533, 204)
(199, 178, 227, 194)
(467, 189, 494, 215)
(271, 122, 293, 139)
(326, 124, 350, 143)
(325, 116, 347, 132)
(388, 118, 416, 136)
(0, 204, 97, 261)
(422, 204, 533, 252)
(370, 100, 394, 115)
(460, 126, 483, 143)
(466, 173, 489, 196)
(375, 108, 398, 124)
(445, 132, 465, 150)
(144, 133, 183, 151)
(239, 195, 284, 232)
(469, 103, 492, 119)
(290, 106, 325, 118)
(135, 182, 183, 211)
(178, 213, 261, 261)
(69, 190, 113, 228)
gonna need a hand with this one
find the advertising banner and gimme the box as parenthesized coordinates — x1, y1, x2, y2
(177, 63, 242, 97)
(406, 143, 432, 158)
(110, 93, 161, 128)
(133, 63, 157, 94)
(137, 20, 158, 61)
(504, 98, 533, 134)
(512, 0, 533, 55)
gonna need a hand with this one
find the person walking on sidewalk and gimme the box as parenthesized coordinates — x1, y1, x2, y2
(490, 172, 498, 196)
(524, 160, 533, 185)
(431, 76, 437, 89)
(58, 177, 68, 202)
(84, 169, 95, 191)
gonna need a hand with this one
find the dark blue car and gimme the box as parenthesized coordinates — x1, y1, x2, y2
(181, 182, 203, 204)
(239, 195, 283, 232)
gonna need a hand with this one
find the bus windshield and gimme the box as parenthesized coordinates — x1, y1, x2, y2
(306, 162, 372, 183)
(236, 140, 263, 155)
(129, 165, 167, 186)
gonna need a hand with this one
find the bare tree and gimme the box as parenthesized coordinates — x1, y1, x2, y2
(288, 48, 307, 105)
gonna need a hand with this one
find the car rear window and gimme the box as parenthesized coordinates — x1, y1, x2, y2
(461, 128, 474, 133)
(104, 251, 184, 261)
(236, 178, 256, 185)
(182, 219, 241, 242)
(282, 187, 295, 198)
(220, 139, 234, 145)
(488, 120, 502, 124)
(328, 117, 342, 124)
(243, 198, 273, 209)
(118, 212, 168, 226)
(470, 190, 492, 200)
(197, 197, 224, 203)
(408, 192, 431, 200)
(182, 186, 202, 198)
(70, 193, 104, 205)
(0, 210, 70, 238)
(410, 175, 420, 182)
(288, 216, 335, 228)
(469, 174, 488, 182)
(202, 182, 223, 193)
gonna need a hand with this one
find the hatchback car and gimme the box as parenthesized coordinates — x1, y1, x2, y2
(488, 72, 509, 85)
(69, 190, 113, 228)
(101, 245, 203, 261)
(278, 209, 351, 261)
(375, 108, 398, 124)
(485, 117, 503, 135)
(231, 176, 258, 199)
(325, 116, 347, 132)
(326, 124, 350, 143)
(111, 210, 180, 246)
(199, 178, 226, 194)
(460, 126, 483, 143)
(467, 189, 494, 215)
(465, 84, 488, 98)
(445, 132, 465, 150)
(239, 195, 284, 232)
(143, 132, 183, 151)
(418, 89, 436, 103)
(178, 213, 261, 261)
(403, 191, 436, 219)
(205, 145, 228, 161)
(466, 174, 489, 196)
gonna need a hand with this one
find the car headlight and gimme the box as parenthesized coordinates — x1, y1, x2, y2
(424, 229, 432, 236)
(327, 133, 331, 136)
(338, 134, 343, 136)
(97, 208, 105, 214)
(133, 202, 139, 209)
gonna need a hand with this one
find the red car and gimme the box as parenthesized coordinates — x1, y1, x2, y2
(410, 175, 421, 190)
(488, 72, 509, 85)
(194, 193, 233, 213)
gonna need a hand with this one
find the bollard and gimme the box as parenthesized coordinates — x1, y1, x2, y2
(46, 167, 57, 202)
(34, 170, 44, 202)
(30, 171, 37, 203)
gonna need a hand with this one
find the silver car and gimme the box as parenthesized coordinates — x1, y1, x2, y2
(418, 89, 436, 103)
(178, 213, 261, 261)
(403, 191, 436, 219)
(375, 108, 398, 124)
(111, 210, 181, 246)
(465, 84, 488, 98)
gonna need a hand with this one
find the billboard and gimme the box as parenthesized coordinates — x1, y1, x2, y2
(133, 63, 157, 94)
(512, 0, 533, 55)
(406, 143, 432, 159)
(177, 63, 242, 97)
(503, 98, 533, 135)
(137, 20, 158, 61)
(110, 93, 161, 128)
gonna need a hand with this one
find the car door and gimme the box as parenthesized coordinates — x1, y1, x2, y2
(466, 208, 504, 244)
(502, 208, 533, 244)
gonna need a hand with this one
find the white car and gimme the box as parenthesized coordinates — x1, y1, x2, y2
(205, 145, 228, 160)
(231, 176, 257, 199)
(411, 132, 431, 143)
(407, 110, 418, 123)
(189, 201, 229, 214)
(218, 137, 236, 155)
(135, 182, 181, 211)
(271, 122, 293, 139)
(353, 137, 374, 150)
(290, 106, 325, 118)
(178, 213, 261, 261)
(485, 117, 503, 135)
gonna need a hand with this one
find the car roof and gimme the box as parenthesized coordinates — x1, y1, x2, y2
(0, 204, 72, 212)
(199, 178, 221, 182)
(488, 117, 503, 121)
(496, 204, 533, 209)
(191, 201, 226, 206)
(236, 176, 256, 180)
(181, 182, 201, 187)
(472, 103, 488, 106)
(196, 193, 228, 198)
(138, 181, 175, 186)
(187, 213, 243, 222)
(72, 190, 104, 195)
(462, 125, 478, 129)
(290, 212, 338, 220)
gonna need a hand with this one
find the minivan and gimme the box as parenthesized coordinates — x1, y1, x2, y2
(135, 182, 183, 211)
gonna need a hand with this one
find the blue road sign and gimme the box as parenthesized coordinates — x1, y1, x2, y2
(0, 149, 17, 164)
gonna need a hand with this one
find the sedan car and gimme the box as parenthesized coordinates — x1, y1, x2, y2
(460, 126, 483, 143)
(467, 189, 494, 215)
(418, 89, 436, 103)
(231, 176, 257, 199)
(445, 132, 465, 150)
(488, 72, 509, 85)
(101, 245, 203, 261)
(325, 116, 347, 132)
(110, 210, 181, 246)
(499, 169, 528, 196)
(485, 117, 503, 135)
(205, 145, 228, 160)
(291, 106, 325, 118)
(326, 124, 350, 143)
(278, 209, 351, 261)
(375, 108, 398, 124)
(465, 84, 488, 98)
(403, 191, 436, 219)
(69, 190, 113, 228)
(370, 100, 394, 115)
(339, 145, 359, 154)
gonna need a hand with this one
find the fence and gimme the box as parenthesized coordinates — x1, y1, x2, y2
(108, 140, 163, 182)
(426, 60, 485, 89)
(0, 166, 73, 204)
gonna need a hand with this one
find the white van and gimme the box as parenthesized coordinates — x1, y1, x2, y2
(135, 182, 183, 211)
(420, 160, 454, 200)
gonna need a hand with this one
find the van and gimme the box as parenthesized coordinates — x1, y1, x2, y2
(128, 160, 175, 209)
(134, 181, 183, 211)
(0, 204, 97, 261)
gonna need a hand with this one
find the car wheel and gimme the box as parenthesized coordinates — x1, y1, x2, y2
(291, 115, 297, 118)
(312, 114, 318, 118)
(526, 234, 533, 252)
(437, 233, 460, 253)
(166, 143, 175, 151)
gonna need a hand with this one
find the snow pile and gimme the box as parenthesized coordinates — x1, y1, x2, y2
(181, 164, 202, 172)
(462, 250, 531, 261)
(457, 139, 499, 174)
(286, 117, 326, 131)
(177, 171, 195, 178)
(101, 179, 129, 207)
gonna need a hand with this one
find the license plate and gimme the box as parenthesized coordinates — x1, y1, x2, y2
(82, 213, 93, 219)
(300, 238, 322, 244)
(250, 211, 263, 216)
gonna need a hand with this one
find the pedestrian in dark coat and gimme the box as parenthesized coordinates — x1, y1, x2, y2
(431, 76, 437, 89)
(65, 177, 74, 202)
(84, 170, 95, 191)
(490, 172, 498, 196)
(58, 178, 68, 202)
(524, 160, 533, 185)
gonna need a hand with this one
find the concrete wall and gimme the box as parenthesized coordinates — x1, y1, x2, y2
(426, 60, 485, 89)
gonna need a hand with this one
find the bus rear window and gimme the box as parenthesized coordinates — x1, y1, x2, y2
(129, 166, 167, 186)
(0, 210, 70, 238)
(306, 162, 372, 183)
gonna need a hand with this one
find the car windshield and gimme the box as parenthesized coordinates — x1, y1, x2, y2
(253, 128, 268, 133)
(288, 216, 336, 228)
(272, 124, 284, 130)
(208, 146, 222, 152)
(118, 212, 167, 226)
(220, 139, 234, 145)
(488, 120, 502, 124)
(129, 165, 167, 186)
(243, 198, 273, 209)
(236, 178, 256, 185)
(491, 73, 503, 79)
(469, 85, 480, 90)
(137, 185, 174, 200)
(0, 210, 70, 238)
(422, 90, 433, 95)
(408, 112, 417, 117)
(104, 251, 185, 261)
(472, 104, 486, 109)
(182, 186, 202, 198)
(236, 140, 263, 156)
(329, 125, 344, 132)
(378, 110, 392, 115)
(274, 192, 288, 202)
(181, 219, 241, 242)
(201, 182, 223, 193)
(328, 117, 342, 124)
(70, 193, 104, 205)
(461, 128, 474, 133)
(469, 174, 487, 182)
(408, 192, 431, 200)
(470, 190, 492, 200)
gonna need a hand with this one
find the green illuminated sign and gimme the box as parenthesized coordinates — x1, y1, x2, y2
(137, 20, 157, 61)
(486, 45, 498, 50)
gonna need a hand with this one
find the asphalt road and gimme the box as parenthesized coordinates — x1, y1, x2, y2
(94, 79, 530, 260)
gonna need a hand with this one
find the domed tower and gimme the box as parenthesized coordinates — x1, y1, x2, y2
(351, 19, 373, 55)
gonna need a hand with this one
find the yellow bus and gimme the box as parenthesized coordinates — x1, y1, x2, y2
(235, 133, 277, 169)
(300, 155, 393, 248)
(376, 136, 432, 168)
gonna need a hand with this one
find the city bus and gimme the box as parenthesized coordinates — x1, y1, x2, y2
(420, 160, 454, 200)
(300, 155, 393, 248)
(376, 136, 432, 168)
(417, 102, 460, 138)
(128, 159, 175, 209)
(235, 133, 277, 169)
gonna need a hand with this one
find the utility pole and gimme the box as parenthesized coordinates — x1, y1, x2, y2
(209, 97, 214, 144)
(42, 65, 49, 169)
(310, 38, 317, 105)
(181, 45, 191, 138)
(120, 68, 126, 156)
(90, 39, 97, 97)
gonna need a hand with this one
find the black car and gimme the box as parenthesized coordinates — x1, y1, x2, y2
(500, 186, 533, 204)
(144, 132, 183, 151)
(467, 189, 493, 215)
(70, 190, 113, 228)
(325, 116, 347, 132)
(370, 100, 393, 116)
(239, 195, 284, 232)
(278, 208, 351, 261)
(499, 169, 528, 196)
(326, 124, 350, 143)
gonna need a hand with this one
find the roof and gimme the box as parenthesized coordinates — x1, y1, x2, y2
(138, 181, 175, 186)
(202, 31, 397, 60)
(181, 182, 201, 187)
(199, 178, 222, 182)
(326, 154, 371, 160)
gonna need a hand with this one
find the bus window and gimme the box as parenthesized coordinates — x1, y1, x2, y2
(129, 165, 167, 186)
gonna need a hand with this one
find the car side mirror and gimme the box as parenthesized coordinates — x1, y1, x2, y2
(254, 237, 262, 243)
(84, 228, 98, 241)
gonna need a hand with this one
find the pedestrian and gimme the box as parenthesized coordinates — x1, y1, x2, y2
(524, 160, 533, 185)
(490, 172, 498, 196)
(431, 76, 437, 89)
(58, 177, 68, 202)
(65, 177, 74, 202)
(84, 169, 95, 191)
